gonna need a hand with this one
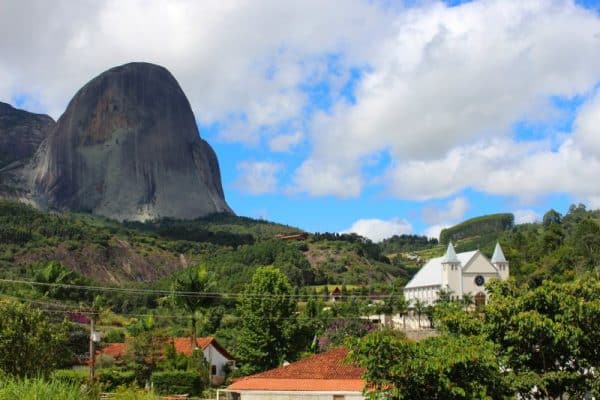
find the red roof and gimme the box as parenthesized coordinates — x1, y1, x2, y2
(171, 337, 235, 360)
(97, 337, 234, 361)
(99, 342, 127, 359)
(228, 348, 364, 392)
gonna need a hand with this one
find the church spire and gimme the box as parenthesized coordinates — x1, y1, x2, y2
(491, 242, 507, 264)
(442, 242, 459, 264)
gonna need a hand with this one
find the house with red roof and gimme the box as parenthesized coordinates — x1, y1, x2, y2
(222, 348, 365, 399)
(98, 337, 235, 385)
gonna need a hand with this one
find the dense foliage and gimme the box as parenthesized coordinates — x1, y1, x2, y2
(499, 204, 600, 284)
(0, 299, 69, 377)
(440, 213, 514, 245)
(352, 277, 600, 399)
(151, 370, 203, 395)
(235, 266, 300, 374)
(380, 234, 438, 253)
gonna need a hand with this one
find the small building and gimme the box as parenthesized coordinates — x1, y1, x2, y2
(330, 287, 342, 302)
(98, 336, 235, 385)
(224, 348, 365, 400)
(404, 242, 509, 307)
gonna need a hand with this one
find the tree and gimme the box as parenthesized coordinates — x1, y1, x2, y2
(172, 265, 217, 347)
(236, 266, 298, 374)
(125, 316, 167, 385)
(483, 278, 600, 399)
(412, 299, 426, 329)
(0, 299, 68, 377)
(393, 295, 408, 330)
(542, 209, 562, 227)
(349, 330, 511, 399)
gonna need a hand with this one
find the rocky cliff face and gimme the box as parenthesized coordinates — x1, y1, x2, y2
(2, 62, 232, 220)
(0, 102, 54, 199)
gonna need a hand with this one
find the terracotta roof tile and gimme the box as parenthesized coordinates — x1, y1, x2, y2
(228, 348, 364, 392)
(97, 337, 234, 361)
(228, 378, 364, 391)
(99, 342, 127, 359)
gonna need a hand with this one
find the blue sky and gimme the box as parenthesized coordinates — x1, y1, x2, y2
(3, 0, 600, 240)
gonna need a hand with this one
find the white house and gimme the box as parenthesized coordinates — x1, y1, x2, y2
(403, 242, 509, 307)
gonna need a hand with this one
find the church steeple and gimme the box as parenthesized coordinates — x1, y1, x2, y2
(441, 242, 461, 295)
(442, 242, 459, 264)
(491, 242, 509, 280)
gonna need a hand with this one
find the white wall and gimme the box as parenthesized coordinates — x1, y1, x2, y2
(404, 285, 439, 306)
(204, 343, 233, 384)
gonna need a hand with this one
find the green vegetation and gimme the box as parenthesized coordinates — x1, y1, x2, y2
(440, 213, 514, 246)
(1, 199, 600, 396)
(380, 234, 438, 253)
(0, 377, 92, 400)
(351, 276, 600, 399)
(0, 299, 69, 377)
(236, 266, 300, 374)
(151, 370, 203, 396)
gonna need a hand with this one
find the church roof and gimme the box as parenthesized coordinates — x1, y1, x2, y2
(491, 242, 507, 263)
(404, 250, 478, 289)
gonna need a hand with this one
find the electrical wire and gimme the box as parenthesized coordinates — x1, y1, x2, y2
(0, 277, 396, 300)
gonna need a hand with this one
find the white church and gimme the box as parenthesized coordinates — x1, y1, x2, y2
(404, 242, 509, 307)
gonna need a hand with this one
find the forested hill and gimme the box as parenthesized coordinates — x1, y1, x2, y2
(499, 204, 600, 285)
(439, 213, 514, 247)
(0, 200, 406, 289)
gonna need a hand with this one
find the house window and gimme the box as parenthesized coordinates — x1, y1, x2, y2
(211, 365, 217, 375)
(333, 396, 345, 400)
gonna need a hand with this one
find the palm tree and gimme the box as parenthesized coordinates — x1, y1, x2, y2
(461, 293, 474, 309)
(394, 295, 408, 331)
(412, 299, 426, 329)
(172, 265, 217, 348)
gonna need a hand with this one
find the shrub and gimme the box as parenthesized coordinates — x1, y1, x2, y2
(0, 377, 91, 400)
(51, 369, 88, 385)
(95, 354, 115, 368)
(151, 370, 203, 396)
(97, 369, 136, 391)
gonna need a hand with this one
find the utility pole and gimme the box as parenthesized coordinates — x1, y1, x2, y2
(89, 314, 96, 381)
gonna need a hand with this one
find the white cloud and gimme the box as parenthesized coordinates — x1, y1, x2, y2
(342, 218, 413, 242)
(422, 196, 469, 225)
(234, 161, 281, 195)
(293, 0, 600, 198)
(6, 0, 600, 207)
(421, 197, 469, 240)
(513, 209, 540, 224)
(268, 131, 304, 152)
(0, 0, 390, 135)
(423, 224, 449, 241)
(290, 160, 362, 198)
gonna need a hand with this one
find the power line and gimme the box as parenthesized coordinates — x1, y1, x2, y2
(0, 278, 396, 300)
(0, 293, 389, 323)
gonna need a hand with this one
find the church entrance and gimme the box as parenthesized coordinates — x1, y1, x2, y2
(474, 292, 486, 307)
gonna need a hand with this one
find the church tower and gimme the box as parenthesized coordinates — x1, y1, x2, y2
(441, 242, 462, 297)
(491, 242, 509, 280)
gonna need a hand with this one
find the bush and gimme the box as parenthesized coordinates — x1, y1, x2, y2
(97, 369, 136, 391)
(51, 369, 88, 385)
(0, 377, 92, 400)
(95, 354, 115, 368)
(151, 370, 203, 396)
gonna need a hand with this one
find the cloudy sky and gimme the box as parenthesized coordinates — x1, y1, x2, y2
(2, 0, 600, 241)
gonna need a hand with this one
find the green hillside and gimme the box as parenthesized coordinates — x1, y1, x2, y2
(439, 213, 514, 248)
(0, 200, 404, 291)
